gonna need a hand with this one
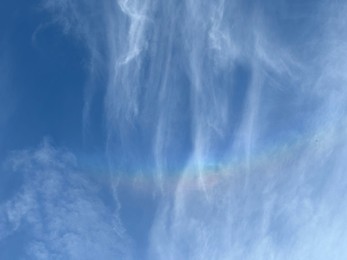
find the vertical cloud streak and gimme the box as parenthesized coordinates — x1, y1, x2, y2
(32, 0, 347, 259)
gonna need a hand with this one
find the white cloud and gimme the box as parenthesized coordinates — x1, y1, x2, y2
(34, 1, 347, 259)
(0, 140, 132, 259)
(148, 1, 347, 260)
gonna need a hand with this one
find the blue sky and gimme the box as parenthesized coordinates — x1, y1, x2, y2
(1, 0, 347, 259)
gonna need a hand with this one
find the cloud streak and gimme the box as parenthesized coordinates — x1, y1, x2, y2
(29, 0, 347, 259)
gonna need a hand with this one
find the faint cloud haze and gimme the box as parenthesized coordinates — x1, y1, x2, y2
(1, 140, 132, 259)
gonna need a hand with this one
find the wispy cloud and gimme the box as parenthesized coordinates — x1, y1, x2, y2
(0, 140, 132, 259)
(33, 0, 347, 259)
(148, 1, 347, 259)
